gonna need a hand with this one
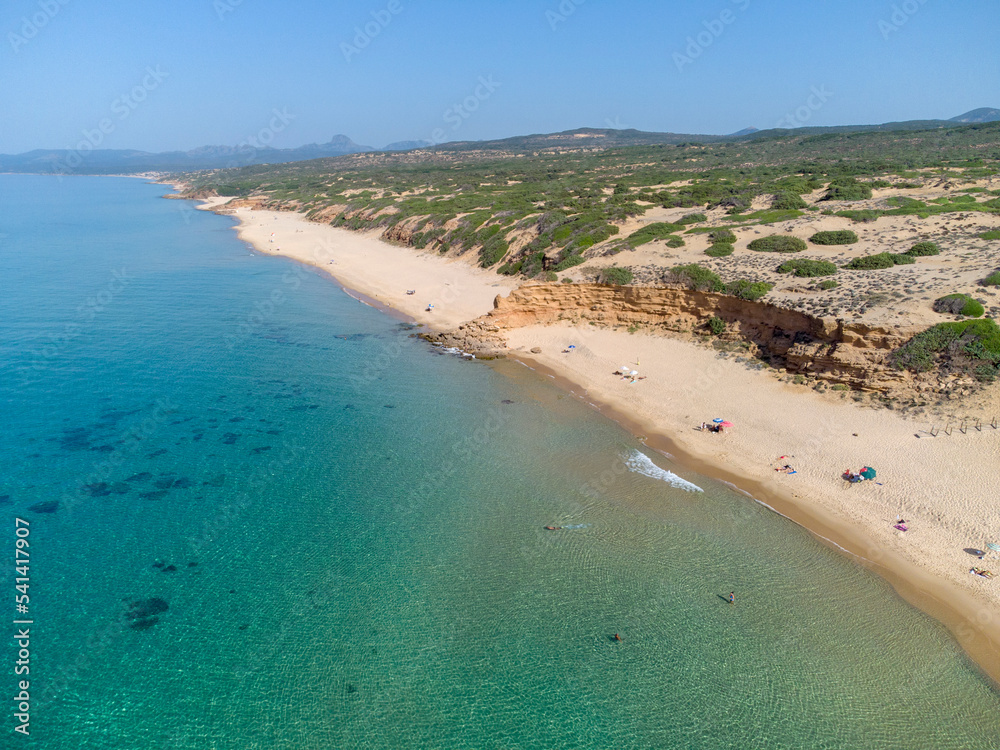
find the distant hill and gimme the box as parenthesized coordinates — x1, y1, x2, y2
(381, 140, 434, 151)
(431, 127, 730, 152)
(950, 108, 1000, 123)
(0, 135, 374, 175)
(2, 109, 997, 174)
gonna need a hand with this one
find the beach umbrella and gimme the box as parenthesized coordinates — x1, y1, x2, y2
(567, 345, 576, 349)
(860, 467, 877, 480)
(719, 421, 734, 428)
(713, 418, 725, 423)
(987, 542, 1000, 559)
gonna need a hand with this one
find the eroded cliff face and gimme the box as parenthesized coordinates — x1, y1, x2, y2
(434, 283, 921, 391)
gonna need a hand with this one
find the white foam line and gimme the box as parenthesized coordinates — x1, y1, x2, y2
(626, 450, 703, 493)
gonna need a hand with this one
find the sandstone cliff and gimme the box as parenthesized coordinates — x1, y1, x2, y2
(433, 283, 922, 391)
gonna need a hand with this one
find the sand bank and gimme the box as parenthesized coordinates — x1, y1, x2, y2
(203, 197, 1000, 685)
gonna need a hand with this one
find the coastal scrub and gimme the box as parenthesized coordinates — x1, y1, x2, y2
(748, 235, 807, 253)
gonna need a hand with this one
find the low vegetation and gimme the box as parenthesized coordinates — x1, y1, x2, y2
(906, 241, 940, 256)
(667, 264, 772, 301)
(983, 271, 1000, 286)
(980, 230, 1000, 240)
(748, 235, 808, 253)
(822, 177, 873, 202)
(668, 264, 722, 291)
(627, 222, 683, 247)
(933, 294, 985, 317)
(677, 213, 707, 225)
(771, 191, 808, 210)
(725, 279, 773, 301)
(707, 316, 726, 335)
(777, 259, 838, 277)
(843, 253, 915, 270)
(705, 243, 734, 257)
(809, 230, 858, 245)
(599, 266, 634, 285)
(708, 229, 737, 244)
(183, 120, 1000, 285)
(892, 318, 1000, 382)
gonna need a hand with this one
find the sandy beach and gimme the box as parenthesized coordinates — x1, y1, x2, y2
(202, 196, 1000, 684)
(198, 197, 515, 330)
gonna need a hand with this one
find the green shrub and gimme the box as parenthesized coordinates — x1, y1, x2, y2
(934, 294, 985, 318)
(771, 191, 808, 210)
(478, 234, 510, 267)
(554, 254, 586, 272)
(844, 253, 914, 270)
(708, 317, 726, 335)
(906, 241, 940, 256)
(705, 243, 734, 257)
(835, 210, 880, 223)
(979, 230, 1000, 240)
(886, 196, 926, 209)
(777, 259, 838, 277)
(669, 264, 723, 292)
(818, 279, 839, 290)
(892, 319, 1000, 382)
(748, 235, 807, 253)
(708, 229, 737, 244)
(809, 230, 858, 245)
(627, 222, 684, 247)
(725, 279, 773, 301)
(498, 260, 522, 275)
(664, 236, 685, 248)
(678, 213, 707, 225)
(599, 266, 634, 286)
(823, 178, 873, 202)
(983, 271, 1000, 286)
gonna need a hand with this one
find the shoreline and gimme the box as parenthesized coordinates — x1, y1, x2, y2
(192, 193, 1000, 689)
(507, 351, 1000, 686)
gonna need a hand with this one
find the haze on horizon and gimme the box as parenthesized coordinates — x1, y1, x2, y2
(2, 0, 997, 154)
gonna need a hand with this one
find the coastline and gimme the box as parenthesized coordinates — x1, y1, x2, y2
(194, 195, 1000, 688)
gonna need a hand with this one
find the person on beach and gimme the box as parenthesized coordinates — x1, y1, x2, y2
(614, 633, 622, 641)
(728, 592, 735, 604)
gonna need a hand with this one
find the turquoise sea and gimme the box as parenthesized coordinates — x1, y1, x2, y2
(2, 175, 998, 748)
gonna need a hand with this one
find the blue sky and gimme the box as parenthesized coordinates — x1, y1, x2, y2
(2, 0, 997, 152)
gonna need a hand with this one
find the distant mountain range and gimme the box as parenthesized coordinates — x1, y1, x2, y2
(2, 109, 997, 175)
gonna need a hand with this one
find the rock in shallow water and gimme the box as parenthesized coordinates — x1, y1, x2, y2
(125, 597, 169, 630)
(28, 500, 59, 514)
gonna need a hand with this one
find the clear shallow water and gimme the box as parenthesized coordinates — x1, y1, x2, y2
(1, 175, 998, 748)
